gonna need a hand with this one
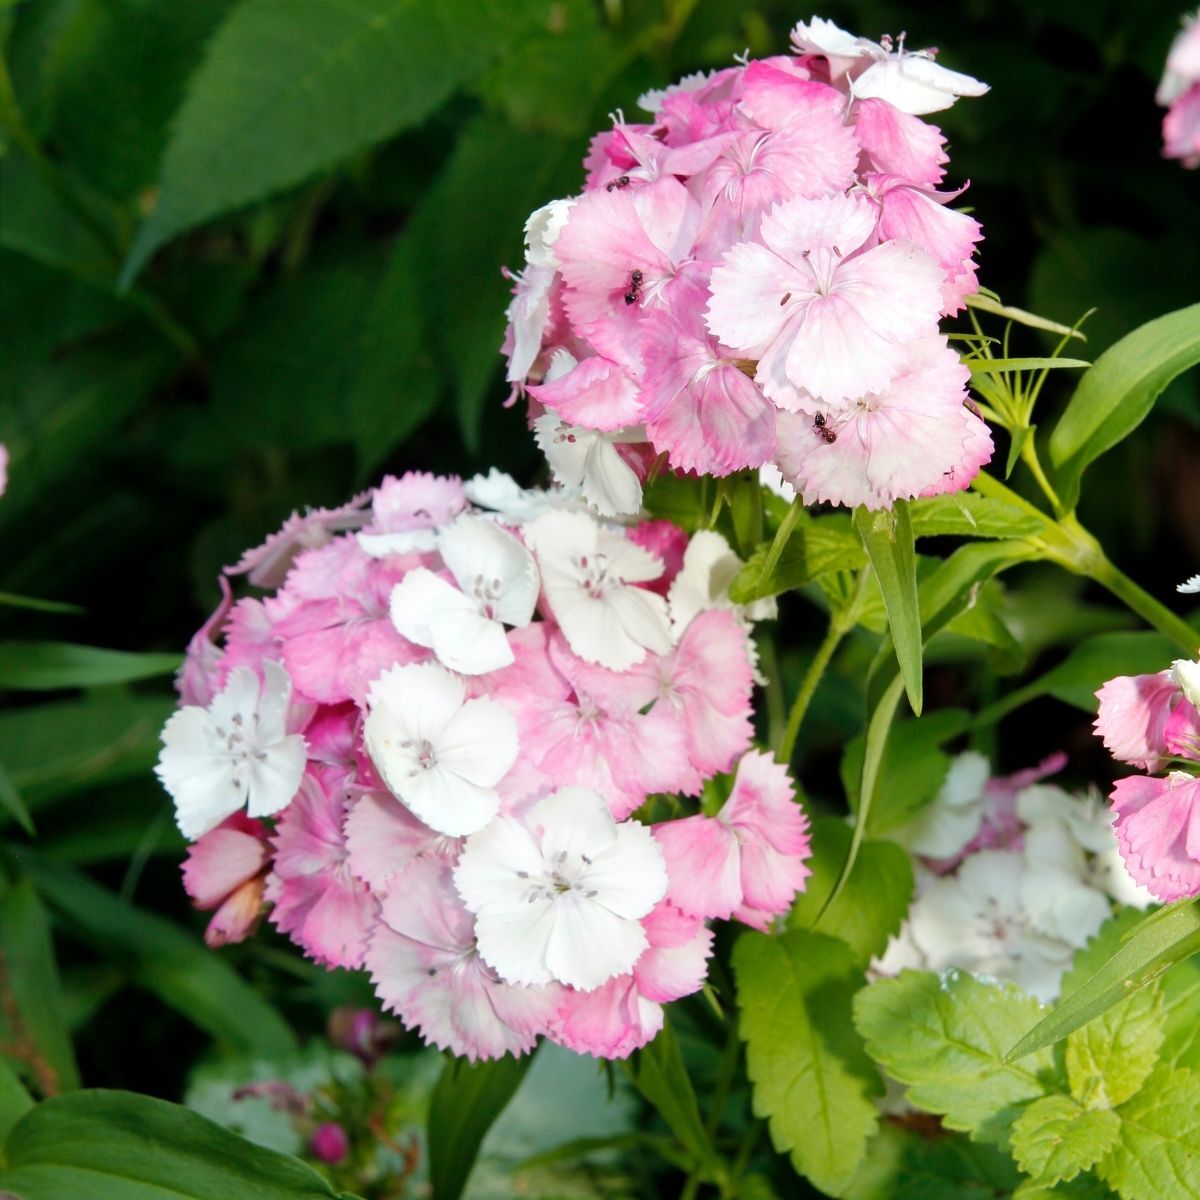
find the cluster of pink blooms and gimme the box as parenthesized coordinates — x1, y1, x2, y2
(502, 16, 993, 513)
(1159, 13, 1200, 167)
(157, 470, 812, 1061)
(1095, 647, 1200, 900)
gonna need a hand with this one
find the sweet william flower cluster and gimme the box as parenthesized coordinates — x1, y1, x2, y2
(503, 16, 993, 513)
(157, 470, 812, 1061)
(1159, 12, 1200, 166)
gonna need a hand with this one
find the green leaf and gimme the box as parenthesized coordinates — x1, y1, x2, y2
(121, 0, 550, 283)
(0, 879, 80, 1094)
(1011, 1095, 1120, 1187)
(1098, 1067, 1200, 1200)
(855, 502, 922, 715)
(0, 643, 180, 691)
(1007, 899, 1200, 1063)
(0, 1057, 33, 1144)
(789, 818, 913, 967)
(0, 1089, 347, 1199)
(734, 929, 880, 1195)
(427, 1053, 532, 1200)
(854, 970, 1056, 1147)
(965, 293, 1087, 339)
(966, 357, 1090, 375)
(1066, 983, 1163, 1110)
(908, 493, 1047, 540)
(1047, 303, 1200, 513)
(0, 758, 35, 835)
(730, 512, 865, 603)
(625, 1018, 720, 1179)
(1160, 957, 1200, 1069)
(24, 857, 296, 1059)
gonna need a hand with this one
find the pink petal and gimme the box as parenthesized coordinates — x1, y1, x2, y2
(526, 355, 643, 431)
(550, 976, 663, 1059)
(854, 98, 948, 185)
(634, 903, 713, 1002)
(1094, 672, 1180, 771)
(182, 814, 270, 910)
(652, 816, 742, 919)
(344, 790, 461, 895)
(1112, 774, 1200, 902)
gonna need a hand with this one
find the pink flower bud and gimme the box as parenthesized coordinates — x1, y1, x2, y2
(309, 1122, 349, 1164)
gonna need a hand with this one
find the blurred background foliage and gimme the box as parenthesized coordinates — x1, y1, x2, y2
(0, 0, 1197, 1191)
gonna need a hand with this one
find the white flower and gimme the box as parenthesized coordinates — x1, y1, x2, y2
(454, 787, 667, 990)
(790, 17, 876, 78)
(1171, 657, 1200, 710)
(896, 751, 990, 859)
(389, 515, 538, 675)
(1178, 574, 1200, 594)
(524, 197, 576, 270)
(363, 662, 518, 837)
(534, 413, 645, 518)
(852, 49, 989, 115)
(505, 264, 556, 384)
(759, 463, 796, 503)
(667, 529, 774, 635)
(157, 661, 307, 840)
(525, 510, 672, 670)
(464, 469, 586, 525)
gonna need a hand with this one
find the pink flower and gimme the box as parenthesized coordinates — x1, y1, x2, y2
(265, 774, 378, 969)
(181, 813, 271, 947)
(1095, 671, 1190, 770)
(366, 858, 559, 1061)
(0, 444, 7, 498)
(344, 789, 461, 897)
(1111, 772, 1200, 902)
(706, 192, 945, 407)
(226, 496, 369, 588)
(359, 472, 467, 555)
(177, 578, 233, 707)
(772, 334, 992, 509)
(309, 1123, 349, 1165)
(1164, 85, 1200, 167)
(550, 902, 713, 1058)
(653, 751, 810, 927)
(853, 98, 948, 186)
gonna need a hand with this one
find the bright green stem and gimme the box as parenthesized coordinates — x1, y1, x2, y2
(777, 619, 846, 765)
(1019, 436, 1064, 515)
(759, 496, 803, 583)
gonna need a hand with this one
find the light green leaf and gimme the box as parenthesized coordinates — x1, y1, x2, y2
(854, 970, 1056, 1147)
(0, 1089, 348, 1199)
(1047, 303, 1200, 513)
(0, 879, 80, 1094)
(908, 493, 1047, 540)
(966, 357, 1090, 375)
(855, 502, 922, 715)
(428, 1053, 532, 1200)
(25, 857, 296, 1059)
(0, 1057, 33, 1144)
(1013, 1176, 1116, 1199)
(734, 929, 880, 1195)
(625, 1018, 720, 1180)
(965, 293, 1087, 338)
(1011, 1095, 1120, 1187)
(1160, 957, 1200, 1069)
(1007, 899, 1200, 1063)
(0, 643, 180, 691)
(1066, 983, 1163, 1110)
(789, 817, 913, 967)
(1098, 1067, 1200, 1200)
(730, 512, 865, 603)
(121, 0, 550, 283)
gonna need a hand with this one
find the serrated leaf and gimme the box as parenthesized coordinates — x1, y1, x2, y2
(855, 502, 922, 714)
(908, 493, 1047, 539)
(121, 0, 550, 283)
(1098, 1067, 1200, 1200)
(1047, 303, 1200, 513)
(1007, 899, 1200, 1063)
(734, 929, 880, 1195)
(0, 1089, 347, 1199)
(1066, 983, 1163, 1110)
(854, 970, 1056, 1147)
(789, 817, 913, 967)
(1160, 957, 1200, 1069)
(730, 513, 866, 603)
(428, 1053, 532, 1200)
(1012, 1095, 1121, 1186)
(0, 880, 80, 1094)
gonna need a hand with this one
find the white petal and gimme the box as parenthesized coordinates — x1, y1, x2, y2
(366, 661, 465, 745)
(1177, 574, 1200, 594)
(605, 587, 673, 658)
(1171, 658, 1200, 710)
(399, 765, 500, 837)
(544, 894, 649, 990)
(852, 54, 989, 116)
(356, 529, 438, 557)
(455, 817, 547, 912)
(529, 787, 619, 861)
(524, 197, 576, 269)
(580, 819, 668, 919)
(244, 733, 307, 819)
(473, 899, 559, 987)
(207, 667, 261, 731)
(437, 514, 539, 628)
(668, 529, 741, 632)
(390, 569, 514, 676)
(436, 696, 519, 788)
(257, 660, 295, 739)
(534, 415, 643, 518)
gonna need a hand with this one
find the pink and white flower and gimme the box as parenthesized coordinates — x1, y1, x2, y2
(181, 813, 271, 947)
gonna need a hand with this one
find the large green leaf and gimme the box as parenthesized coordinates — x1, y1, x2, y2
(730, 512, 865, 603)
(121, 0, 551, 282)
(0, 643, 180, 690)
(1066, 983, 1163, 1111)
(0, 880, 80, 1094)
(854, 502, 922, 715)
(908, 493, 1048, 540)
(25, 858, 296, 1059)
(734, 929, 880, 1196)
(0, 1058, 33, 1144)
(1007, 900, 1200, 1063)
(0, 1089, 352, 1199)
(427, 1053, 532, 1200)
(1011, 1096, 1120, 1188)
(1047, 303, 1200, 513)
(854, 970, 1056, 1148)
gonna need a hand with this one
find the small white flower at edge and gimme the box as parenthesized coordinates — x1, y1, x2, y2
(156, 661, 307, 841)
(1178, 574, 1200, 594)
(534, 413, 644, 518)
(454, 786, 668, 991)
(363, 661, 518, 837)
(389, 514, 539, 675)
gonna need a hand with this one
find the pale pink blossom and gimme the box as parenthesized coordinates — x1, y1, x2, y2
(1111, 772, 1200, 901)
(1165, 85, 1200, 167)
(226, 496, 369, 587)
(266, 774, 378, 969)
(1095, 671, 1191, 770)
(178, 578, 233, 707)
(773, 334, 992, 509)
(358, 472, 467, 556)
(366, 858, 559, 1061)
(181, 813, 271, 947)
(653, 751, 810, 928)
(707, 192, 945, 407)
(344, 789, 461, 896)
(854, 98, 948, 186)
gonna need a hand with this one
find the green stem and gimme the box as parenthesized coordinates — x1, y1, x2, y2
(703, 1025, 741, 1139)
(1019, 436, 1064, 516)
(777, 619, 846, 764)
(759, 496, 803, 584)
(1088, 554, 1198, 656)
(756, 636, 786, 752)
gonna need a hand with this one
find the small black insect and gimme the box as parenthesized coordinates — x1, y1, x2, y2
(624, 268, 644, 306)
(814, 413, 837, 444)
(605, 174, 632, 192)
(780, 291, 792, 306)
